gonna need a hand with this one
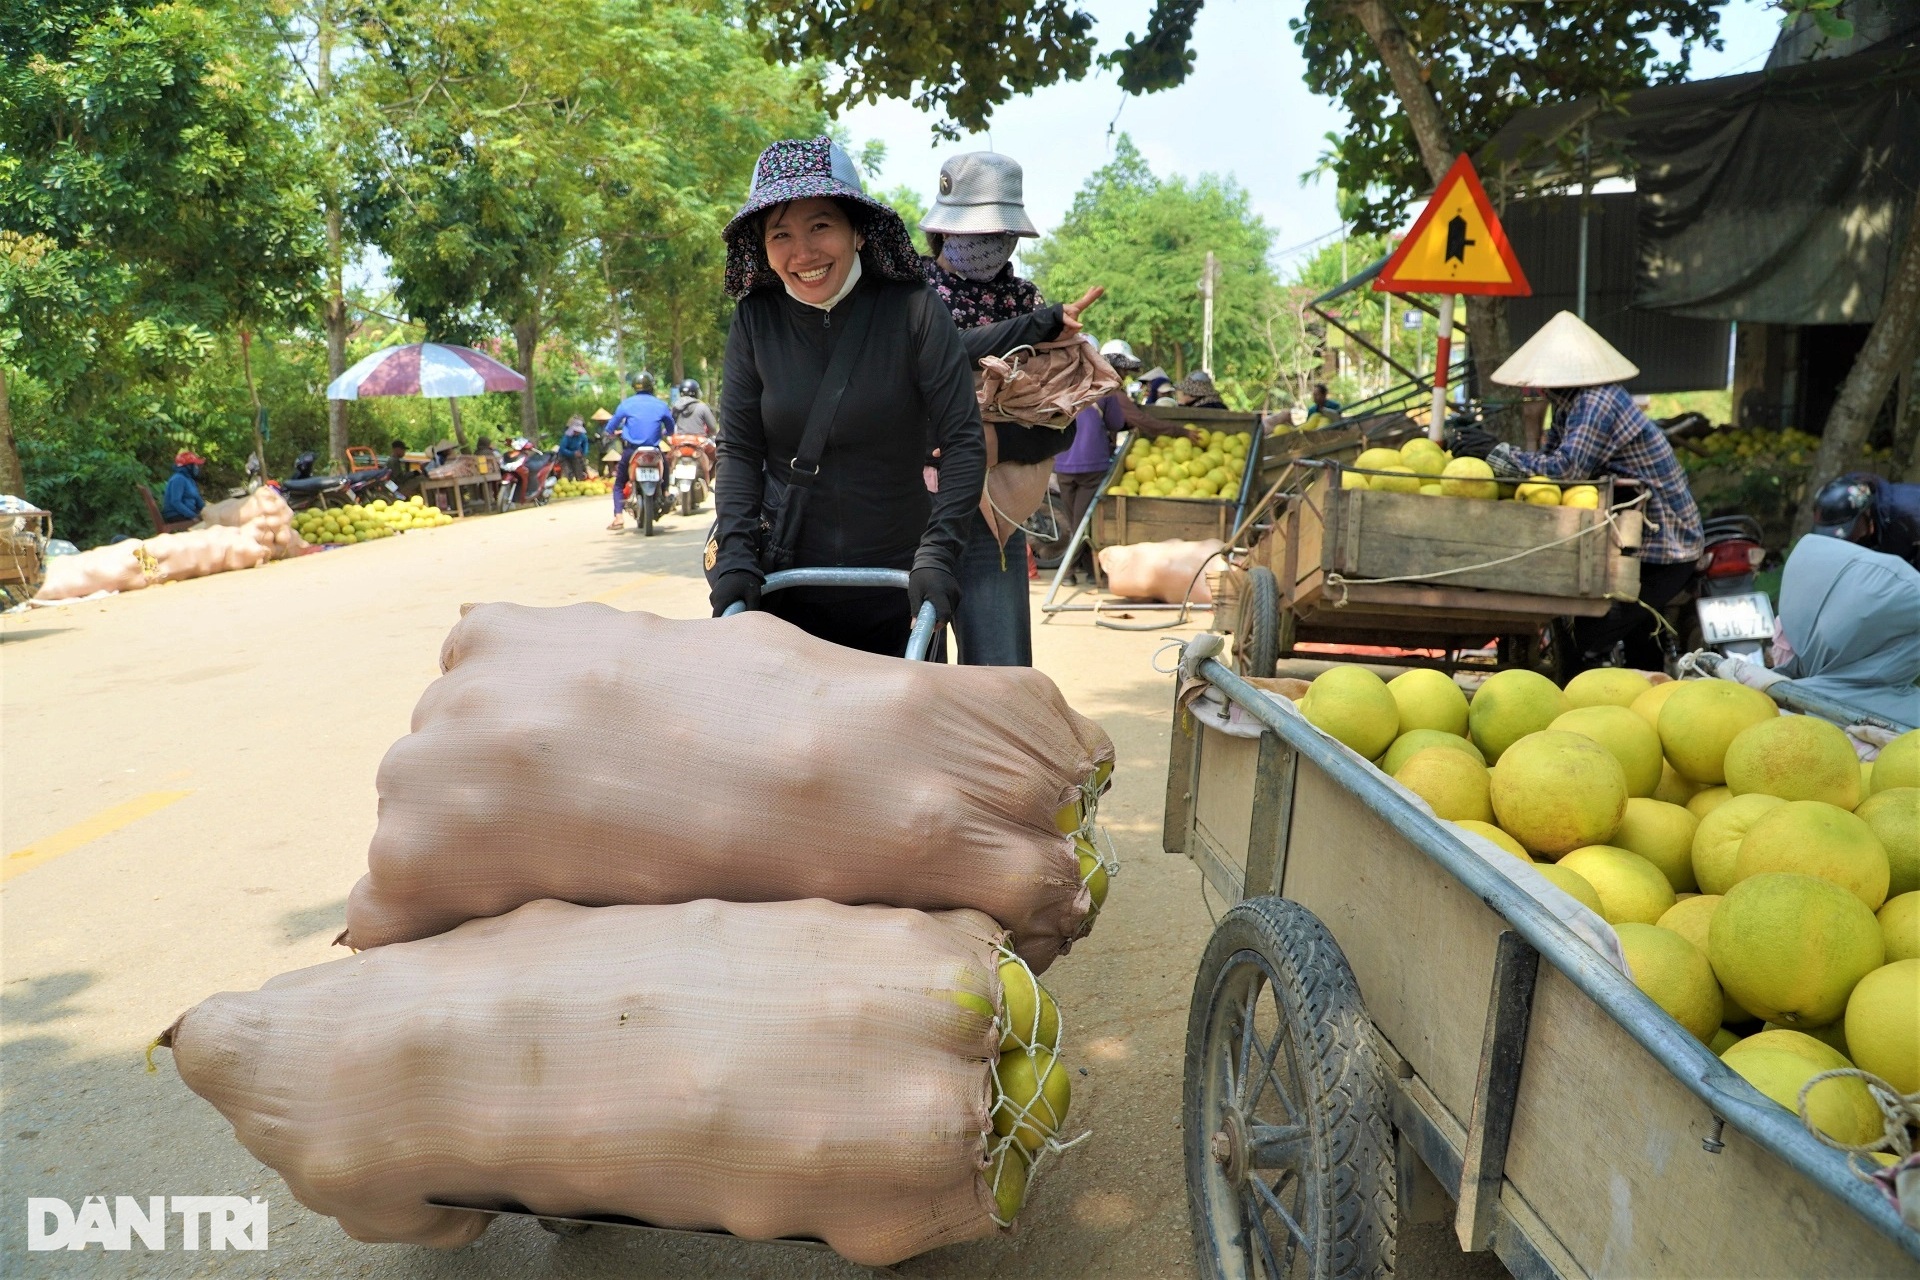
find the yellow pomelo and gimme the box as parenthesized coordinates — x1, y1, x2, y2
(1844, 958, 1920, 1093)
(1076, 839, 1110, 913)
(1686, 786, 1733, 819)
(1710, 1027, 1741, 1054)
(1387, 668, 1469, 736)
(1403, 449, 1446, 478)
(1490, 730, 1628, 855)
(1719, 1042, 1881, 1144)
(946, 989, 996, 1021)
(1300, 665, 1400, 760)
(1559, 845, 1676, 924)
(1690, 792, 1785, 895)
(1354, 446, 1403, 472)
(1709, 873, 1884, 1026)
(1452, 819, 1530, 862)
(1659, 680, 1778, 784)
(1550, 705, 1663, 797)
(1879, 892, 1920, 962)
(1723, 714, 1861, 808)
(998, 960, 1061, 1052)
(1762, 1018, 1849, 1060)
(1630, 679, 1685, 730)
(1341, 470, 1369, 490)
(1564, 667, 1653, 710)
(1869, 729, 1920, 795)
(1419, 483, 1443, 496)
(1514, 476, 1561, 505)
(1657, 893, 1755, 1022)
(1054, 801, 1083, 834)
(986, 1142, 1029, 1222)
(1534, 862, 1605, 914)
(1615, 923, 1722, 1043)
(1612, 798, 1700, 892)
(993, 1048, 1071, 1153)
(1381, 729, 1484, 776)
(1469, 669, 1571, 762)
(1860, 760, 1872, 794)
(1562, 485, 1601, 509)
(1652, 762, 1700, 807)
(1371, 465, 1422, 494)
(1438, 456, 1498, 500)
(1400, 437, 1444, 458)
(1732, 800, 1889, 910)
(1395, 748, 1493, 822)
(1855, 788, 1919, 897)
(1739, 1027, 1848, 1068)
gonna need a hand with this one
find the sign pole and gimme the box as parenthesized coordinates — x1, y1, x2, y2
(1429, 294, 1455, 441)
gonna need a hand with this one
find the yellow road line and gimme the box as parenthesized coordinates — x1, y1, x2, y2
(3, 791, 194, 884)
(588, 574, 665, 603)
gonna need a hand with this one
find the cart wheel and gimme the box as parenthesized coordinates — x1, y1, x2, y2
(1184, 897, 1395, 1280)
(1235, 567, 1282, 679)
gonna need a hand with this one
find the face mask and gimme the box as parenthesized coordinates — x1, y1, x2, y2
(942, 232, 1019, 282)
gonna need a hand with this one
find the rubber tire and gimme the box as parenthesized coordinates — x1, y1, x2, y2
(1184, 896, 1395, 1280)
(1235, 566, 1282, 679)
(640, 493, 654, 537)
(680, 489, 694, 517)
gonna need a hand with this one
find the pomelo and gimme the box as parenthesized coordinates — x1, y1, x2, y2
(1879, 891, 1920, 963)
(1371, 465, 1423, 494)
(1559, 845, 1676, 924)
(1844, 958, 1920, 1093)
(1762, 1018, 1849, 1060)
(1724, 714, 1862, 808)
(1490, 730, 1628, 855)
(1055, 801, 1084, 834)
(1731, 800, 1890, 910)
(1354, 446, 1403, 472)
(1691, 792, 1786, 895)
(1659, 680, 1778, 784)
(1719, 1041, 1881, 1144)
(1381, 729, 1484, 776)
(1564, 667, 1653, 710)
(1855, 788, 1919, 898)
(1403, 449, 1447, 478)
(1076, 839, 1109, 915)
(1438, 456, 1498, 500)
(1615, 922, 1722, 1043)
(1534, 862, 1604, 915)
(1686, 786, 1733, 820)
(993, 1047, 1071, 1153)
(1300, 665, 1400, 760)
(1551, 705, 1663, 797)
(998, 960, 1060, 1052)
(1611, 798, 1700, 892)
(1419, 483, 1443, 496)
(1563, 485, 1601, 510)
(1737, 1027, 1848, 1069)
(1652, 762, 1700, 807)
(1657, 893, 1755, 1023)
(1630, 679, 1684, 730)
(1514, 476, 1561, 505)
(986, 1142, 1028, 1222)
(1861, 761, 1873, 794)
(1709, 873, 1884, 1026)
(1452, 819, 1530, 862)
(1387, 668, 1469, 736)
(1469, 669, 1572, 763)
(1395, 748, 1493, 822)
(1869, 729, 1920, 795)
(1710, 1027, 1741, 1055)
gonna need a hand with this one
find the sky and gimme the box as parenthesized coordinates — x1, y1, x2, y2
(839, 0, 1788, 273)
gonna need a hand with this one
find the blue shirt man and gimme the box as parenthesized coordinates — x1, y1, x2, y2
(605, 378, 675, 524)
(161, 451, 206, 523)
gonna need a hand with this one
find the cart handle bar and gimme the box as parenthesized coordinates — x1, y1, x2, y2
(722, 567, 938, 662)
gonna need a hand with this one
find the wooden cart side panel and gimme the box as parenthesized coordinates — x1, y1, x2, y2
(1277, 759, 1505, 1123)
(1502, 966, 1919, 1279)
(1189, 726, 1259, 897)
(1333, 490, 1606, 598)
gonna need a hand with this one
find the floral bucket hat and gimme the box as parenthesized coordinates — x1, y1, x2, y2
(722, 137, 921, 300)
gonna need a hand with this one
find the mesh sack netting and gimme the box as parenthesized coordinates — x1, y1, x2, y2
(163, 898, 1012, 1265)
(341, 604, 1115, 969)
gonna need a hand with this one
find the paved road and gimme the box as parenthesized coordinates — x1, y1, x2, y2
(1, 495, 1505, 1278)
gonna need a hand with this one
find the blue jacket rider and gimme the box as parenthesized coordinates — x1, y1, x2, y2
(605, 373, 675, 526)
(161, 450, 207, 523)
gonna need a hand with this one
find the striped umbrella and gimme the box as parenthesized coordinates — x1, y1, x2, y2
(325, 342, 526, 400)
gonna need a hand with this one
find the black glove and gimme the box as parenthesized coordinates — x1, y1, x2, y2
(709, 570, 762, 617)
(907, 565, 961, 626)
(1449, 427, 1500, 459)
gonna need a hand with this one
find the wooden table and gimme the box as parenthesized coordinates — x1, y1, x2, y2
(420, 473, 499, 517)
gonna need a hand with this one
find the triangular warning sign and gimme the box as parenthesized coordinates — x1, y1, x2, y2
(1375, 155, 1531, 297)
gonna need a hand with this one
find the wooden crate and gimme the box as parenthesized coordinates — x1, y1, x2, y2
(1094, 493, 1237, 547)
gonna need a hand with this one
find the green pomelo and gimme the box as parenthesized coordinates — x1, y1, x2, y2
(993, 1048, 1072, 1153)
(1724, 714, 1862, 808)
(1708, 873, 1884, 1026)
(1612, 798, 1700, 892)
(1869, 730, 1920, 795)
(1691, 793, 1787, 896)
(1844, 958, 1920, 1094)
(998, 960, 1061, 1052)
(1076, 840, 1110, 914)
(1564, 667, 1654, 710)
(1652, 762, 1701, 806)
(1395, 748, 1493, 822)
(1719, 1043, 1882, 1144)
(1300, 665, 1400, 761)
(1732, 800, 1890, 910)
(1469, 669, 1571, 762)
(1438, 456, 1498, 500)
(1559, 845, 1676, 924)
(1658, 680, 1778, 784)
(985, 1142, 1029, 1222)
(1616, 922, 1722, 1043)
(1551, 705, 1664, 797)
(1534, 862, 1605, 914)
(1452, 819, 1530, 862)
(1387, 668, 1469, 736)
(1710, 1027, 1741, 1055)
(1490, 730, 1628, 855)
(1855, 788, 1920, 898)
(1686, 786, 1733, 820)
(1381, 729, 1483, 776)
(1879, 891, 1920, 963)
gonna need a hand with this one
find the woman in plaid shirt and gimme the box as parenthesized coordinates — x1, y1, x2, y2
(1454, 311, 1704, 672)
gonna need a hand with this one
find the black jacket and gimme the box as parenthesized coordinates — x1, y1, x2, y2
(713, 273, 987, 581)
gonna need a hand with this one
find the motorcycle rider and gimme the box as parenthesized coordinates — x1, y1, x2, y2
(604, 372, 674, 529)
(1810, 472, 1920, 569)
(672, 379, 718, 437)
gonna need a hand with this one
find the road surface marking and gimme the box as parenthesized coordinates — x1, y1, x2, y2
(3, 791, 194, 884)
(589, 574, 665, 603)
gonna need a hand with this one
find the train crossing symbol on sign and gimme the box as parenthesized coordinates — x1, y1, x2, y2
(1374, 154, 1531, 297)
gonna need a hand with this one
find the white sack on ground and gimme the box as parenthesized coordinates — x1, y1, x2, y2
(1098, 538, 1225, 604)
(343, 604, 1113, 968)
(165, 898, 1007, 1265)
(196, 488, 307, 557)
(32, 541, 148, 601)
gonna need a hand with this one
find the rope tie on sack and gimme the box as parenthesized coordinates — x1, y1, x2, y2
(1796, 1067, 1920, 1222)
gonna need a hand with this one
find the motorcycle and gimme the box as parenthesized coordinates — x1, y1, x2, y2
(499, 437, 561, 510)
(625, 443, 670, 536)
(666, 433, 716, 517)
(1664, 514, 1773, 666)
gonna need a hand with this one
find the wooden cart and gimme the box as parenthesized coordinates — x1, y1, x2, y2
(1164, 652, 1920, 1279)
(0, 503, 51, 608)
(1221, 463, 1643, 677)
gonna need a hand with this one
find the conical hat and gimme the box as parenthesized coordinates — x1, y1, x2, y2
(1491, 311, 1639, 388)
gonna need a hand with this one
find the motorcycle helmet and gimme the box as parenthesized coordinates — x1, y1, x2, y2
(630, 371, 656, 394)
(679, 379, 701, 399)
(1810, 475, 1878, 545)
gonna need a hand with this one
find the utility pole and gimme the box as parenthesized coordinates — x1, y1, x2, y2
(1200, 251, 1218, 375)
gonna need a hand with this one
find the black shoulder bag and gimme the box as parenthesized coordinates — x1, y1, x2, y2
(756, 288, 878, 574)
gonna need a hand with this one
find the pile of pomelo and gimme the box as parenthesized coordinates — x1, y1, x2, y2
(1296, 661, 1919, 1147)
(1342, 440, 1600, 509)
(553, 477, 613, 498)
(294, 497, 452, 545)
(1107, 429, 1249, 501)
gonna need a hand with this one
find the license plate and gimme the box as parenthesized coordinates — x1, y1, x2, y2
(673, 461, 697, 478)
(633, 467, 661, 481)
(1696, 591, 1775, 644)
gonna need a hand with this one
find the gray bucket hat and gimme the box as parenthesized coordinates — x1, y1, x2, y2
(919, 152, 1040, 238)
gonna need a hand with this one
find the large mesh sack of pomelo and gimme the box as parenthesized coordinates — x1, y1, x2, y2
(32, 541, 148, 601)
(143, 525, 272, 579)
(1096, 538, 1224, 604)
(341, 603, 1113, 969)
(162, 898, 1016, 1265)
